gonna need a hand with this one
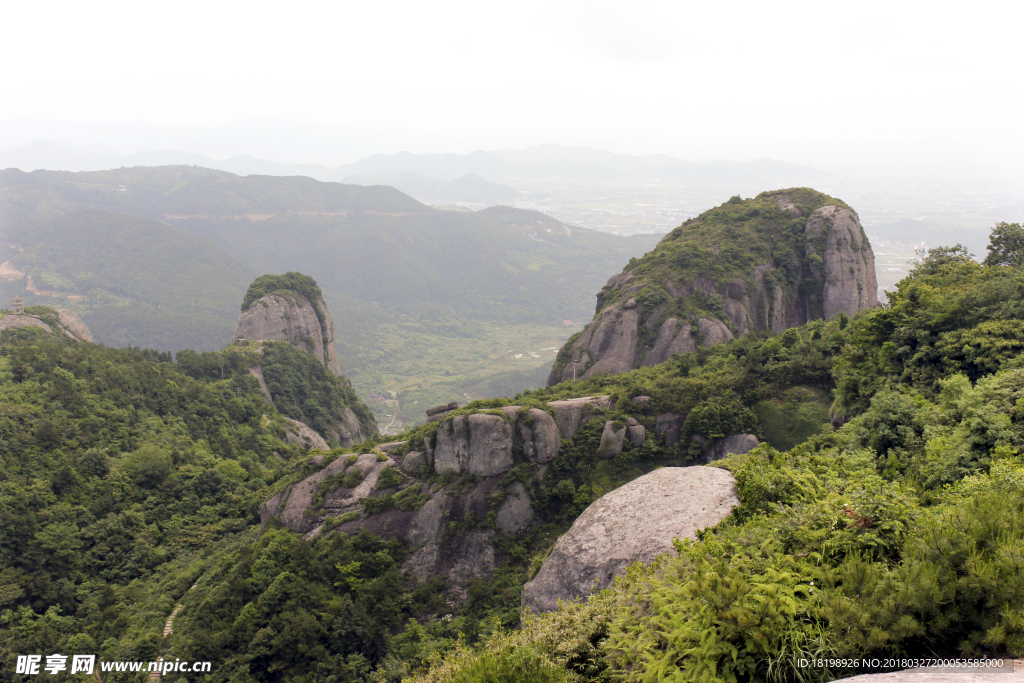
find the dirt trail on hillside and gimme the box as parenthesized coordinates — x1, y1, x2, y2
(0, 244, 87, 301)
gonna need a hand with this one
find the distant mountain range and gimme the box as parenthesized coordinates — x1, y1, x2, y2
(0, 137, 830, 201)
(0, 165, 657, 354)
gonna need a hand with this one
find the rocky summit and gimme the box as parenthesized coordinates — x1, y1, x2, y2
(233, 275, 343, 377)
(231, 272, 376, 446)
(0, 305, 93, 342)
(548, 188, 877, 385)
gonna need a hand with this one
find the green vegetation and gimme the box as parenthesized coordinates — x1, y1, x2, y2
(0, 165, 657, 420)
(596, 188, 854, 329)
(411, 229, 1024, 682)
(0, 324, 306, 679)
(175, 341, 377, 445)
(241, 272, 324, 313)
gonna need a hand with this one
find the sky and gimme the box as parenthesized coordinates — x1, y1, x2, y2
(3, 0, 1023, 170)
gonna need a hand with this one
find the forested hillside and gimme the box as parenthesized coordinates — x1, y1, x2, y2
(0, 166, 658, 420)
(412, 224, 1024, 682)
(1, 224, 1023, 683)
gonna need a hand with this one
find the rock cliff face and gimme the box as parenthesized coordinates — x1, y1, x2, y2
(233, 274, 375, 447)
(547, 189, 877, 386)
(522, 466, 739, 614)
(259, 394, 758, 603)
(233, 293, 342, 376)
(0, 307, 93, 342)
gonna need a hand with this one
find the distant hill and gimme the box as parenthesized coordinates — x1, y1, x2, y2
(343, 171, 518, 204)
(1, 139, 828, 189)
(0, 140, 328, 177)
(0, 166, 659, 416)
(331, 144, 828, 184)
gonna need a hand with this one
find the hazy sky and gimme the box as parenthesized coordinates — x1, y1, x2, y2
(4, 0, 1022, 168)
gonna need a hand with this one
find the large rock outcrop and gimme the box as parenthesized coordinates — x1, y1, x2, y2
(233, 274, 375, 447)
(432, 407, 562, 478)
(547, 189, 877, 385)
(234, 293, 342, 376)
(522, 466, 739, 614)
(0, 307, 93, 342)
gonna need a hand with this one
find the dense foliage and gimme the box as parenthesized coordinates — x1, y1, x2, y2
(413, 233, 1024, 682)
(176, 341, 378, 445)
(598, 188, 857, 323)
(240, 272, 324, 314)
(0, 164, 656, 416)
(0, 326, 309, 681)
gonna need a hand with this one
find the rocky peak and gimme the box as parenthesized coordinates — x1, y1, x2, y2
(232, 273, 342, 376)
(0, 305, 93, 342)
(547, 188, 878, 386)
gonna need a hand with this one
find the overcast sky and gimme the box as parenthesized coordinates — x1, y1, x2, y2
(3, 0, 1022, 170)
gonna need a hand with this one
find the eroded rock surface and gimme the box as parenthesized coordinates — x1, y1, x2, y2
(547, 396, 611, 440)
(522, 466, 739, 614)
(259, 453, 390, 535)
(0, 309, 93, 342)
(547, 191, 877, 386)
(233, 294, 342, 376)
(434, 414, 514, 477)
(282, 417, 330, 451)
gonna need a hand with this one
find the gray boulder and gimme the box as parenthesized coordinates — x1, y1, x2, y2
(401, 451, 428, 472)
(434, 413, 514, 477)
(56, 310, 93, 342)
(522, 466, 739, 614)
(597, 421, 626, 459)
(517, 408, 561, 463)
(626, 424, 646, 448)
(0, 309, 94, 342)
(697, 317, 734, 347)
(282, 417, 330, 451)
(426, 401, 459, 417)
(547, 396, 611, 440)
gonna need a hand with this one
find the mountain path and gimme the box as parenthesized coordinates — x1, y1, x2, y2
(147, 582, 198, 680)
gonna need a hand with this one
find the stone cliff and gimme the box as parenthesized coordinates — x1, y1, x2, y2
(234, 293, 342, 376)
(547, 189, 877, 385)
(233, 274, 375, 446)
(260, 395, 758, 602)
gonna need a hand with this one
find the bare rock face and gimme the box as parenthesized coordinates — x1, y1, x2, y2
(0, 309, 93, 342)
(233, 294, 342, 376)
(597, 420, 626, 459)
(643, 318, 696, 367)
(0, 315, 52, 334)
(805, 205, 878, 319)
(517, 408, 561, 463)
(434, 414, 515, 477)
(522, 466, 739, 614)
(259, 452, 391, 535)
(496, 483, 534, 534)
(56, 310, 93, 342)
(282, 417, 330, 451)
(546, 191, 878, 386)
(547, 396, 611, 440)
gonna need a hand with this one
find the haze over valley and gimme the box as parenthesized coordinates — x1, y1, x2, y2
(3, 2, 1024, 681)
